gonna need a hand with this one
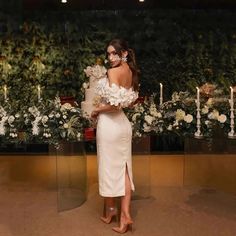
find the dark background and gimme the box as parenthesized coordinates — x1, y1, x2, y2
(1, 0, 236, 12)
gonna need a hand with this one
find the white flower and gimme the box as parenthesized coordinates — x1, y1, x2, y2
(144, 115, 154, 125)
(55, 113, 61, 118)
(217, 114, 227, 123)
(206, 98, 213, 107)
(167, 125, 173, 131)
(143, 123, 151, 132)
(171, 92, 180, 102)
(61, 103, 72, 111)
(42, 115, 48, 124)
(175, 109, 186, 121)
(156, 112, 162, 118)
(77, 133, 81, 140)
(205, 120, 211, 126)
(134, 104, 144, 113)
(0, 125, 6, 135)
(201, 106, 209, 114)
(63, 123, 69, 129)
(208, 110, 219, 120)
(28, 106, 40, 117)
(32, 125, 39, 135)
(184, 114, 193, 123)
(8, 115, 15, 124)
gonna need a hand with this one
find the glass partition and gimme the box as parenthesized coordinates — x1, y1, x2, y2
(184, 136, 236, 194)
(50, 141, 87, 212)
(132, 136, 151, 200)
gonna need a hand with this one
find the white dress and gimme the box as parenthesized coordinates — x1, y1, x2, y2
(96, 77, 139, 197)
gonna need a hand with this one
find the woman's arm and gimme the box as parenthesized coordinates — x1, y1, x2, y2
(91, 103, 120, 119)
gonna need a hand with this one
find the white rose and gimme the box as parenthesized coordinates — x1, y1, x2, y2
(175, 109, 186, 121)
(63, 123, 69, 129)
(184, 114, 193, 123)
(217, 114, 227, 123)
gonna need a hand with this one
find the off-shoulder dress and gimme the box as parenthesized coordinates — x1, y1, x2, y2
(96, 77, 138, 197)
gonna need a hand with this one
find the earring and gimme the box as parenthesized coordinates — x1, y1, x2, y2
(121, 56, 127, 62)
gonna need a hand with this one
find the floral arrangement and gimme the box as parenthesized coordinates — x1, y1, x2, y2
(126, 96, 163, 137)
(0, 96, 91, 145)
(126, 82, 234, 138)
(0, 103, 22, 142)
(160, 91, 196, 136)
(23, 97, 90, 144)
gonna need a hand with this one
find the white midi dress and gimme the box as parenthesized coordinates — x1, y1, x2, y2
(96, 77, 138, 197)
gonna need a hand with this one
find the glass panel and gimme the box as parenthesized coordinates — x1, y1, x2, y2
(51, 141, 87, 212)
(132, 136, 151, 200)
(184, 136, 236, 194)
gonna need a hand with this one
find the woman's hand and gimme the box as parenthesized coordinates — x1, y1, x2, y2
(91, 110, 99, 119)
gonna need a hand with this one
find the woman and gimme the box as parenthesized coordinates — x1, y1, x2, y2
(91, 38, 139, 234)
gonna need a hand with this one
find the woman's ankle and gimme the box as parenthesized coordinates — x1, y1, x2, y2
(120, 212, 132, 221)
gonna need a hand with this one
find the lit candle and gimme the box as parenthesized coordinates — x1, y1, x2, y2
(196, 87, 200, 106)
(230, 86, 233, 105)
(3, 85, 7, 102)
(37, 85, 41, 102)
(160, 83, 163, 105)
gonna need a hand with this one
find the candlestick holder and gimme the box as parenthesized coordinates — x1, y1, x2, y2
(194, 100, 203, 138)
(228, 99, 236, 139)
(159, 97, 163, 106)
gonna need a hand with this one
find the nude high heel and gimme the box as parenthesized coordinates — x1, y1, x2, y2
(100, 207, 118, 224)
(112, 219, 133, 234)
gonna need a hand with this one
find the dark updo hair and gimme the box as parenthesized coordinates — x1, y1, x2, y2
(106, 38, 139, 92)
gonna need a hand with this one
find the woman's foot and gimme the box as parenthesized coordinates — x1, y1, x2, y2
(112, 217, 133, 234)
(100, 207, 118, 224)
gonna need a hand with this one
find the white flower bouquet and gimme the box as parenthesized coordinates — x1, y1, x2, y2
(126, 96, 163, 137)
(23, 97, 91, 144)
(0, 104, 22, 142)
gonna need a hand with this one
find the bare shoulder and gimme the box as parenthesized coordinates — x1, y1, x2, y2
(107, 68, 120, 85)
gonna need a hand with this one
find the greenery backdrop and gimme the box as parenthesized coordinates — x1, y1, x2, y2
(0, 9, 236, 110)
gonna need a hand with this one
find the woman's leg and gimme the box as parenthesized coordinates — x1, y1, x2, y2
(101, 197, 118, 224)
(120, 165, 132, 221)
(112, 166, 133, 233)
(104, 197, 116, 216)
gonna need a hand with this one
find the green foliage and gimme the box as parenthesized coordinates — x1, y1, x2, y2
(0, 9, 236, 108)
